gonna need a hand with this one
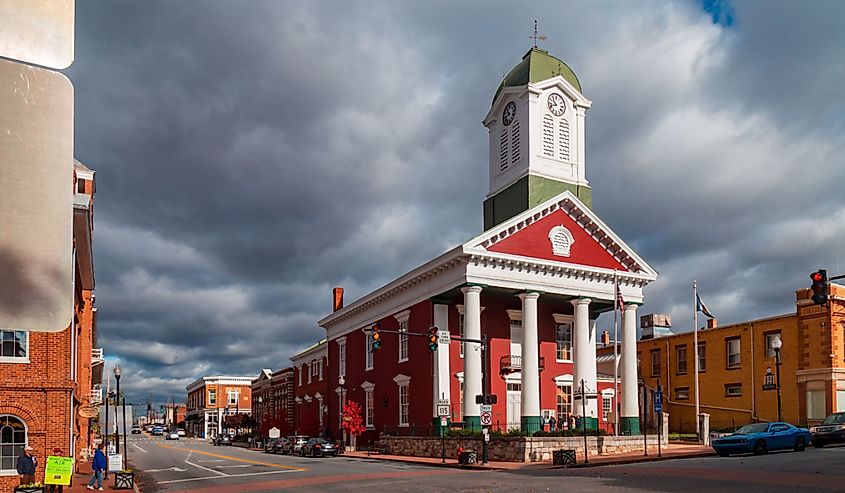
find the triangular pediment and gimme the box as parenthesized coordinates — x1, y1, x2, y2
(464, 191, 657, 278)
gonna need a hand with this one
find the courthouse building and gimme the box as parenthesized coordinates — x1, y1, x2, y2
(0, 161, 102, 488)
(314, 47, 658, 447)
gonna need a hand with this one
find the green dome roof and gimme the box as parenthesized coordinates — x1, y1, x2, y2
(494, 48, 582, 103)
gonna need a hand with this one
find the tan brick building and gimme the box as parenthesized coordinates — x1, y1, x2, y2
(634, 282, 845, 433)
(185, 376, 252, 439)
(0, 161, 102, 489)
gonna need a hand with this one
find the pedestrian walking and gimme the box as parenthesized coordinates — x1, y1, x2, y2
(17, 445, 37, 486)
(87, 443, 107, 491)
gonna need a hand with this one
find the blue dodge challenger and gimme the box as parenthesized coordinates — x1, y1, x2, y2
(712, 422, 811, 456)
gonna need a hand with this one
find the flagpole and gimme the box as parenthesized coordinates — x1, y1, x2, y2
(613, 271, 619, 436)
(694, 280, 700, 440)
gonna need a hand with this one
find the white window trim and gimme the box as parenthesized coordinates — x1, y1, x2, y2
(337, 337, 347, 378)
(308, 362, 313, 384)
(365, 336, 374, 371)
(552, 314, 574, 363)
(455, 305, 484, 359)
(362, 381, 375, 429)
(398, 383, 410, 427)
(393, 374, 411, 386)
(396, 310, 410, 363)
(0, 330, 30, 364)
(0, 414, 28, 475)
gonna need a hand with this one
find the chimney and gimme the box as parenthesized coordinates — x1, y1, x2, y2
(332, 287, 344, 312)
(601, 330, 610, 346)
(706, 318, 718, 329)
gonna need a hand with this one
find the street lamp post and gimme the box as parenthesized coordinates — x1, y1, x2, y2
(338, 376, 346, 450)
(114, 365, 122, 455)
(771, 336, 783, 422)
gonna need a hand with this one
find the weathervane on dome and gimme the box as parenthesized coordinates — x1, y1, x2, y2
(531, 19, 547, 48)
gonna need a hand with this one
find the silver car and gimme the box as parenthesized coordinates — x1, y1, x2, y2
(282, 435, 309, 454)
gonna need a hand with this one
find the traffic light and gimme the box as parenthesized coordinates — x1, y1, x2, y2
(428, 326, 438, 352)
(371, 322, 381, 350)
(810, 269, 828, 305)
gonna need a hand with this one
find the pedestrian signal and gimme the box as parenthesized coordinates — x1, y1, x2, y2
(428, 326, 438, 352)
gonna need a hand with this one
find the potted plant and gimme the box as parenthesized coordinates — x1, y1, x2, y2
(14, 482, 45, 493)
(114, 469, 135, 490)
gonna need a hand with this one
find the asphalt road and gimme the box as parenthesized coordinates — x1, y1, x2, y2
(128, 434, 845, 492)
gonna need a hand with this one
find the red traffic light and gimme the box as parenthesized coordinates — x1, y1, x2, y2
(428, 326, 438, 351)
(810, 272, 824, 282)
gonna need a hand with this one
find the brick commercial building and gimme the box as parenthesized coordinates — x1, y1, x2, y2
(252, 368, 295, 439)
(0, 161, 102, 489)
(185, 376, 252, 439)
(634, 282, 845, 433)
(291, 340, 328, 437)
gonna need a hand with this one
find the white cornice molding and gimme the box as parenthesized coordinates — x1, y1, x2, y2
(393, 309, 411, 324)
(393, 374, 411, 386)
(553, 313, 575, 324)
(506, 309, 522, 321)
(290, 340, 328, 364)
(361, 381, 375, 391)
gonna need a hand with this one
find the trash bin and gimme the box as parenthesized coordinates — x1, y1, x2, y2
(553, 449, 576, 465)
(458, 450, 477, 465)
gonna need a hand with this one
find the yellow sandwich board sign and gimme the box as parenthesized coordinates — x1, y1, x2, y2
(44, 455, 74, 485)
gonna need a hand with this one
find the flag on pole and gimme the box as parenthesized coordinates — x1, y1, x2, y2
(616, 282, 625, 311)
(696, 293, 715, 319)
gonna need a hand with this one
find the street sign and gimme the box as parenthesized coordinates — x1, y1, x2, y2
(268, 427, 281, 439)
(0, 0, 75, 69)
(107, 453, 122, 473)
(438, 330, 450, 344)
(0, 58, 73, 332)
(654, 391, 663, 413)
(475, 394, 498, 405)
(437, 399, 449, 406)
(437, 405, 450, 417)
(480, 411, 492, 426)
(479, 404, 492, 413)
(440, 416, 448, 427)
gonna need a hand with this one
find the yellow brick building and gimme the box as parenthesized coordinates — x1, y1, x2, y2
(633, 283, 845, 433)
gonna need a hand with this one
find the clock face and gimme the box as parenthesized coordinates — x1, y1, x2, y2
(547, 93, 566, 116)
(502, 101, 516, 126)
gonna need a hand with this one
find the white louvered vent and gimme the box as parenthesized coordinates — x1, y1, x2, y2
(499, 129, 509, 171)
(542, 114, 554, 157)
(511, 119, 520, 164)
(558, 119, 570, 161)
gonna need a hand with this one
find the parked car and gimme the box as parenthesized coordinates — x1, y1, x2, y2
(282, 435, 309, 455)
(300, 438, 339, 457)
(177, 429, 187, 437)
(166, 431, 180, 440)
(213, 434, 232, 446)
(264, 438, 284, 453)
(810, 412, 845, 447)
(131, 426, 141, 434)
(712, 422, 811, 456)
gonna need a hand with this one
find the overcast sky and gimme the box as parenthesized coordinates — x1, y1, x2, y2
(67, 0, 845, 404)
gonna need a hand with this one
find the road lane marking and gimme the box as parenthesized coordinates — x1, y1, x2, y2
(184, 450, 227, 476)
(145, 467, 186, 473)
(196, 459, 225, 463)
(132, 443, 147, 453)
(157, 443, 306, 471)
(156, 469, 301, 485)
(218, 465, 252, 468)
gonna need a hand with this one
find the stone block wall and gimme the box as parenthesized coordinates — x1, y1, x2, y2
(379, 434, 669, 463)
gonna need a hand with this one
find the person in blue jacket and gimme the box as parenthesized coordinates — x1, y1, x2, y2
(16, 445, 37, 485)
(87, 443, 107, 491)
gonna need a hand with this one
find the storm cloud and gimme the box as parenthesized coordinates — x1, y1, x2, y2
(66, 0, 845, 404)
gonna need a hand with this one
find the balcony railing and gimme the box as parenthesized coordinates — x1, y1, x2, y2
(499, 355, 545, 374)
(90, 386, 103, 405)
(91, 347, 104, 365)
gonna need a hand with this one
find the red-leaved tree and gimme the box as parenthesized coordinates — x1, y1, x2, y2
(341, 401, 365, 441)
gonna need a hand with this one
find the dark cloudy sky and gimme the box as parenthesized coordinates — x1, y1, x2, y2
(66, 0, 845, 405)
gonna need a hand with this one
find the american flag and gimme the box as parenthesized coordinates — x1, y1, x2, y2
(616, 282, 625, 311)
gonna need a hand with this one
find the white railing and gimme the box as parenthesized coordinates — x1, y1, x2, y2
(91, 347, 104, 364)
(90, 386, 102, 404)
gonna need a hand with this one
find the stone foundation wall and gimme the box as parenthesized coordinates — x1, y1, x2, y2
(379, 434, 669, 463)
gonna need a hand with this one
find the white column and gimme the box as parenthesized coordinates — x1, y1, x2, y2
(621, 303, 639, 423)
(461, 286, 483, 426)
(433, 303, 451, 418)
(572, 298, 598, 419)
(519, 292, 541, 428)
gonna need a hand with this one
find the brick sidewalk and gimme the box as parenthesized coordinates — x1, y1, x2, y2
(50, 472, 138, 492)
(343, 443, 714, 471)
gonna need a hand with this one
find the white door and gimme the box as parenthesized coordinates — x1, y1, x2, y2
(507, 382, 521, 430)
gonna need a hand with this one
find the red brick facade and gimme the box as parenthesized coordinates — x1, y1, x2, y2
(0, 161, 99, 490)
(291, 341, 328, 437)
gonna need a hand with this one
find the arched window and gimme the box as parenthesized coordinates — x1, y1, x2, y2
(0, 415, 27, 471)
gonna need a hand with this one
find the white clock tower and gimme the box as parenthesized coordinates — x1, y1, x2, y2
(482, 48, 592, 230)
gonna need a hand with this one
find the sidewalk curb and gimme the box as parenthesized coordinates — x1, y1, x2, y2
(553, 451, 716, 469)
(344, 454, 510, 471)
